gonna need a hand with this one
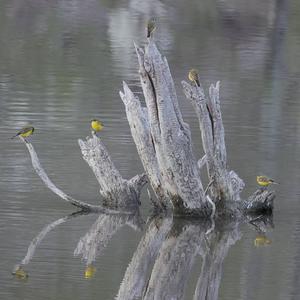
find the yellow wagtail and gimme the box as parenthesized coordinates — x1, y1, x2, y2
(256, 175, 278, 187)
(147, 18, 156, 38)
(188, 69, 200, 87)
(11, 127, 34, 140)
(91, 119, 104, 133)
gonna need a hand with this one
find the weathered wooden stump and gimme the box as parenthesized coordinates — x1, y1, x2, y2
(17, 36, 275, 218)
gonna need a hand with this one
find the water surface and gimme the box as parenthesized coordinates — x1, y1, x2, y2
(1, 0, 300, 299)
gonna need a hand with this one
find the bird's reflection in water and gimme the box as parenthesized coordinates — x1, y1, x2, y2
(13, 210, 273, 299)
(249, 214, 273, 247)
(12, 210, 87, 280)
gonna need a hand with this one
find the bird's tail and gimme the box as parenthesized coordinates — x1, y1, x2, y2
(270, 180, 279, 184)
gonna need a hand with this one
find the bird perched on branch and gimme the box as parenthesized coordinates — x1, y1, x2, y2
(146, 18, 156, 38)
(256, 175, 278, 187)
(188, 69, 200, 86)
(91, 119, 104, 134)
(188, 69, 214, 135)
(11, 127, 34, 140)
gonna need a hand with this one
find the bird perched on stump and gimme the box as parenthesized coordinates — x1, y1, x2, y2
(256, 175, 278, 187)
(146, 18, 156, 38)
(11, 127, 34, 141)
(188, 69, 200, 86)
(188, 69, 214, 133)
(91, 119, 104, 134)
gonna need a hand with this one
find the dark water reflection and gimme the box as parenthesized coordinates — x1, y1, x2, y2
(11, 210, 273, 300)
(1, 0, 300, 299)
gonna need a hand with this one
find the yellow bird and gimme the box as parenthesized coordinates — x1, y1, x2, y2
(188, 69, 200, 86)
(84, 265, 96, 279)
(146, 18, 156, 38)
(256, 175, 278, 187)
(11, 127, 34, 139)
(91, 119, 104, 133)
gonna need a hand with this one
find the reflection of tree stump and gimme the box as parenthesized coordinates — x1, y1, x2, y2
(143, 219, 210, 299)
(14, 212, 273, 299)
(194, 224, 241, 300)
(13, 211, 85, 275)
(117, 215, 173, 300)
(74, 212, 142, 265)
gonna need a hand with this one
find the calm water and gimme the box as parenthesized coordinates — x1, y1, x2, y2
(1, 0, 300, 299)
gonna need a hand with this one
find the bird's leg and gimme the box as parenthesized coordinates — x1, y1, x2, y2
(19, 136, 28, 144)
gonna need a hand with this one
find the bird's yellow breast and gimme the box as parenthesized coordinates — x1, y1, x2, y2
(188, 72, 195, 82)
(188, 69, 197, 80)
(91, 120, 103, 132)
(257, 176, 271, 186)
(257, 180, 270, 187)
(20, 128, 34, 137)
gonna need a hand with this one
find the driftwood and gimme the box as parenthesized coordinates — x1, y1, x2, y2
(120, 41, 210, 216)
(182, 81, 244, 202)
(19, 136, 147, 212)
(22, 140, 103, 211)
(120, 38, 274, 216)
(78, 133, 147, 209)
(16, 34, 275, 217)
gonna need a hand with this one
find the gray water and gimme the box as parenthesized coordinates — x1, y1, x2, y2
(1, 0, 300, 299)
